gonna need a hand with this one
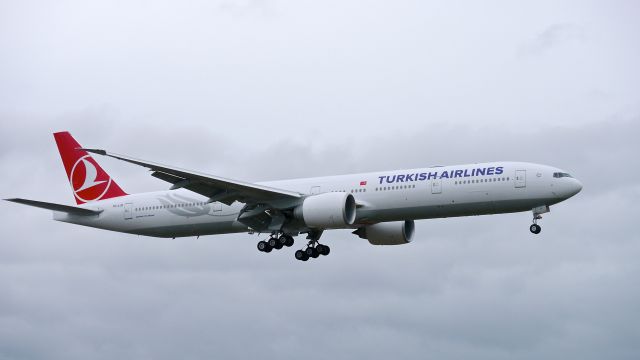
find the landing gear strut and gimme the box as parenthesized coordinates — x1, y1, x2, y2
(257, 232, 294, 253)
(295, 230, 330, 261)
(529, 206, 549, 235)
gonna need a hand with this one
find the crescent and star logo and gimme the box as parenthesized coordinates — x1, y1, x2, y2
(70, 155, 112, 202)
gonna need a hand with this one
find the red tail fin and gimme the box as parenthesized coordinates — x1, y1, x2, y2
(53, 131, 127, 204)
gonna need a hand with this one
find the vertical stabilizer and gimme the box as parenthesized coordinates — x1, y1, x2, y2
(53, 131, 127, 204)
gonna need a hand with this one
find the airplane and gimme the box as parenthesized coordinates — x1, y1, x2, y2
(5, 132, 582, 262)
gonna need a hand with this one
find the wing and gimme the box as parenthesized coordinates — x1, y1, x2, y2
(82, 148, 303, 205)
(5, 198, 103, 216)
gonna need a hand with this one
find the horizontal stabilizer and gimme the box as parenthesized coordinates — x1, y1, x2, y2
(4, 198, 103, 216)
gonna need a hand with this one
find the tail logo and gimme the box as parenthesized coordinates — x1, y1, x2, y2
(70, 155, 113, 202)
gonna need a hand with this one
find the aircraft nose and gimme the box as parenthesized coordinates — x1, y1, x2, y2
(566, 178, 583, 198)
(574, 179, 583, 194)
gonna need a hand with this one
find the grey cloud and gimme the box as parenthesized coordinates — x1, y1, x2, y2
(518, 23, 582, 57)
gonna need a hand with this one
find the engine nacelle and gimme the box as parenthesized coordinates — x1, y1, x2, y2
(353, 220, 415, 245)
(294, 192, 356, 229)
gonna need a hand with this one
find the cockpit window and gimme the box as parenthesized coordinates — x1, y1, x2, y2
(553, 172, 573, 178)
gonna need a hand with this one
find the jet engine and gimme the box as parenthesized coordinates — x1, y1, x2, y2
(353, 220, 415, 245)
(294, 192, 356, 229)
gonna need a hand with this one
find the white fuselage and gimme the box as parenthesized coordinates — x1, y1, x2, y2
(54, 161, 582, 238)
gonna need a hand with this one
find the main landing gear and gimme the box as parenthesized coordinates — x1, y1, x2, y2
(293, 230, 330, 262)
(294, 241, 330, 262)
(257, 232, 294, 253)
(256, 230, 330, 262)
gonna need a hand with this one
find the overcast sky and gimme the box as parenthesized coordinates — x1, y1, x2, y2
(1, 1, 639, 359)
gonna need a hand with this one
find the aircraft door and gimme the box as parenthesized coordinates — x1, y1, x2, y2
(311, 186, 321, 195)
(431, 179, 442, 194)
(124, 203, 133, 220)
(515, 170, 526, 188)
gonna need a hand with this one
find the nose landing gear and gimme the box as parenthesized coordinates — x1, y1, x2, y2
(529, 205, 549, 234)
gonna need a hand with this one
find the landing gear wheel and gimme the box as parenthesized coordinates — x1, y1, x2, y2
(283, 235, 294, 247)
(257, 241, 269, 252)
(316, 244, 330, 256)
(268, 237, 283, 249)
(530, 224, 541, 234)
(306, 247, 320, 258)
(295, 250, 309, 261)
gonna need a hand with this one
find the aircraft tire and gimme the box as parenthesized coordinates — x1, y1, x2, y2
(295, 250, 308, 261)
(316, 244, 330, 256)
(257, 241, 268, 252)
(282, 235, 295, 247)
(529, 224, 541, 234)
(268, 237, 283, 249)
(306, 247, 320, 258)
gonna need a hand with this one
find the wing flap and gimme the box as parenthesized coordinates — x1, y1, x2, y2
(5, 198, 103, 216)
